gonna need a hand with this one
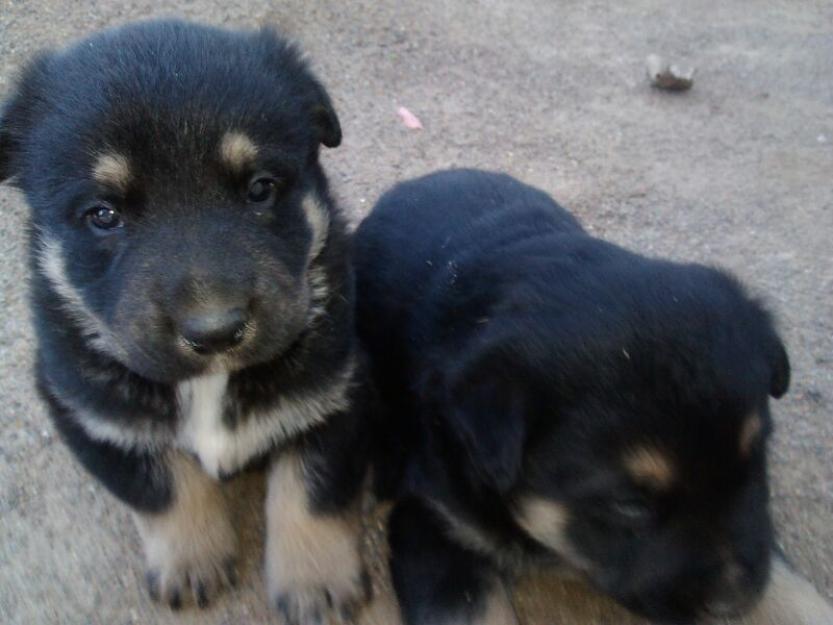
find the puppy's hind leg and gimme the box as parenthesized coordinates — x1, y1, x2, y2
(388, 498, 518, 625)
(134, 451, 237, 609)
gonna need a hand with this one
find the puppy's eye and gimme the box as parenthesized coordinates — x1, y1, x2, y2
(247, 176, 280, 204)
(610, 498, 653, 527)
(86, 204, 124, 232)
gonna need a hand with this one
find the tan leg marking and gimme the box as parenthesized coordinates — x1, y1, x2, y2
(737, 556, 833, 625)
(265, 451, 369, 624)
(134, 451, 237, 608)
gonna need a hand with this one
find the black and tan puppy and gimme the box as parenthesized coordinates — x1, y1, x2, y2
(355, 169, 793, 624)
(0, 20, 372, 621)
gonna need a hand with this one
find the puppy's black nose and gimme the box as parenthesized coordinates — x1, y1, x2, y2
(180, 307, 248, 354)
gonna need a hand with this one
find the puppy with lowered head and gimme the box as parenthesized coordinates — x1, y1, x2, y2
(354, 169, 828, 624)
(0, 20, 372, 621)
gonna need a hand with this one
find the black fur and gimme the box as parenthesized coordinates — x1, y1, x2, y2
(389, 498, 507, 625)
(37, 368, 173, 512)
(356, 169, 790, 624)
(1, 19, 372, 613)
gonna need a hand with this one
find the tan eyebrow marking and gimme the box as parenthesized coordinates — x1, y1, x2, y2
(740, 414, 763, 457)
(92, 153, 131, 191)
(219, 131, 258, 172)
(624, 445, 675, 489)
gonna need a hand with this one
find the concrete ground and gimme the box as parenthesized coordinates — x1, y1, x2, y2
(1, 1, 831, 624)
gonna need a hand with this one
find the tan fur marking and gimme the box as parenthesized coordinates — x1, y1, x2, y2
(431, 498, 527, 572)
(475, 581, 519, 625)
(740, 414, 763, 457)
(265, 452, 368, 620)
(92, 153, 131, 190)
(515, 497, 590, 573)
(37, 236, 126, 360)
(738, 557, 833, 625)
(219, 131, 258, 172)
(134, 452, 236, 606)
(516, 497, 570, 549)
(624, 445, 675, 488)
(301, 193, 330, 261)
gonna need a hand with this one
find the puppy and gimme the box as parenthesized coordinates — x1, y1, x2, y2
(0, 20, 372, 621)
(354, 169, 794, 624)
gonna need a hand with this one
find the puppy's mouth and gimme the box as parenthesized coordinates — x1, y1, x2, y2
(195, 324, 308, 376)
(176, 318, 257, 365)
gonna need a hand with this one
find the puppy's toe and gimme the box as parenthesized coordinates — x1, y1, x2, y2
(273, 587, 327, 625)
(145, 555, 237, 609)
(271, 572, 371, 625)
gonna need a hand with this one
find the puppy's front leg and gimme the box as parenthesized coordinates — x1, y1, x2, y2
(389, 498, 518, 625)
(45, 401, 237, 609)
(265, 428, 370, 624)
(134, 451, 237, 609)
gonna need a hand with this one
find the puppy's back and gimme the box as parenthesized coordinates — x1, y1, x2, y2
(356, 169, 581, 281)
(354, 169, 582, 359)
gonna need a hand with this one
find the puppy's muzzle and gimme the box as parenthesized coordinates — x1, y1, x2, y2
(701, 561, 761, 619)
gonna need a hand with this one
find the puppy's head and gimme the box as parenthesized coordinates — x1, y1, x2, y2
(443, 260, 790, 623)
(0, 20, 343, 382)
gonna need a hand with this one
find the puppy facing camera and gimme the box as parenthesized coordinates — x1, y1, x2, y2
(0, 20, 373, 622)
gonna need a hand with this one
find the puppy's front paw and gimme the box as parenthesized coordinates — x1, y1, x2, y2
(144, 551, 237, 609)
(265, 509, 371, 624)
(135, 452, 238, 609)
(270, 570, 371, 625)
(265, 454, 370, 624)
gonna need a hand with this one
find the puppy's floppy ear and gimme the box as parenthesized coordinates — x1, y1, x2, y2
(768, 334, 790, 399)
(445, 356, 528, 493)
(309, 79, 341, 148)
(0, 54, 50, 184)
(256, 28, 342, 149)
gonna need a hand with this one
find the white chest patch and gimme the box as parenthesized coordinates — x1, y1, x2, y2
(176, 362, 355, 479)
(176, 373, 231, 478)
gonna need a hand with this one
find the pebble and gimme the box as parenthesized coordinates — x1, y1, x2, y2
(646, 54, 695, 91)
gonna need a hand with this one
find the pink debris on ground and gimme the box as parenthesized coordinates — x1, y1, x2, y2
(397, 106, 423, 130)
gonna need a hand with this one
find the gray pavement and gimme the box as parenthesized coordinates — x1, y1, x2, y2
(1, 1, 831, 624)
